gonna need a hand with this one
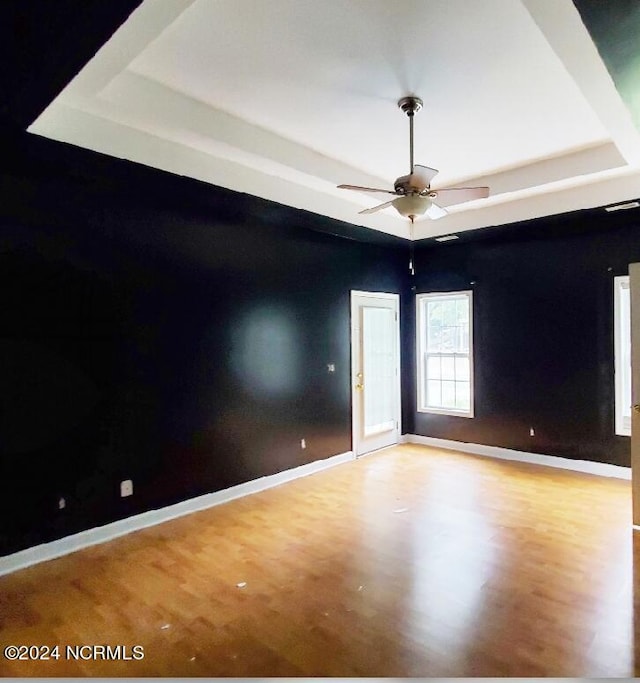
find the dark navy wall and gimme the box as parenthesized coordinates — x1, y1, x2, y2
(408, 214, 640, 467)
(0, 0, 412, 559)
(0, 131, 408, 556)
(3, 0, 639, 560)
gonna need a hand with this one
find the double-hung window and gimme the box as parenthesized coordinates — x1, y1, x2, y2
(614, 275, 631, 436)
(416, 290, 474, 417)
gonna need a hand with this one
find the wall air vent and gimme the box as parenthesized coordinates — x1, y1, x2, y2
(605, 201, 640, 212)
(434, 234, 459, 242)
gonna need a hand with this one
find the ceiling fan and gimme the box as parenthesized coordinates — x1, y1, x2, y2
(338, 96, 490, 222)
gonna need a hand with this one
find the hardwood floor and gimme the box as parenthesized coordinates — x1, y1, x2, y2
(0, 443, 636, 677)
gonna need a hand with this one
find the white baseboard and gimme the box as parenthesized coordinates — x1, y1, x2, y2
(0, 450, 354, 578)
(403, 434, 631, 480)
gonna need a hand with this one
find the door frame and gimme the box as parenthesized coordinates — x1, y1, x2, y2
(350, 290, 401, 457)
(630, 263, 640, 526)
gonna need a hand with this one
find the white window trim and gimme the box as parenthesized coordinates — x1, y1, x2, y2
(614, 275, 631, 437)
(416, 290, 474, 418)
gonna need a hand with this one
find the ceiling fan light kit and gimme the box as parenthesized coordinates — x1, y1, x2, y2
(392, 194, 430, 217)
(338, 95, 490, 223)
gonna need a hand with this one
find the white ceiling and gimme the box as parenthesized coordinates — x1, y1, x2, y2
(28, 0, 640, 240)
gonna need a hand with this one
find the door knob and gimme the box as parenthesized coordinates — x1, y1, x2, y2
(634, 404, 640, 414)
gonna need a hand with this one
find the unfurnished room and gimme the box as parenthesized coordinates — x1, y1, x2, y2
(1, 0, 640, 678)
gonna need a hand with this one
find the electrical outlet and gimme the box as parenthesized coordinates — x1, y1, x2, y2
(301, 438, 306, 449)
(120, 479, 133, 497)
(327, 363, 335, 373)
(529, 428, 535, 437)
(58, 497, 66, 510)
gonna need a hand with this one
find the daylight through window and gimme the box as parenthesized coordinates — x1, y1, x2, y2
(416, 290, 474, 418)
(614, 275, 631, 437)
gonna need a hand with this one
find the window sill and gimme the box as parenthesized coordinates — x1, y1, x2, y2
(417, 407, 474, 419)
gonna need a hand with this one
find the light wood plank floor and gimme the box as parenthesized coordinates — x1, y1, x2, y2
(0, 444, 637, 677)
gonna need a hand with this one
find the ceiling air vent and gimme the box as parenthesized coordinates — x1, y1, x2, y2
(605, 201, 640, 212)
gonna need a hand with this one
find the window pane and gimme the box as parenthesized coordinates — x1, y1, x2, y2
(620, 285, 631, 419)
(442, 300, 457, 326)
(362, 306, 394, 434)
(456, 297, 469, 324)
(427, 380, 441, 407)
(614, 276, 631, 436)
(458, 322, 469, 353)
(441, 356, 455, 380)
(455, 356, 469, 381)
(427, 322, 442, 352)
(427, 301, 443, 351)
(455, 381, 470, 410)
(427, 355, 441, 380)
(441, 381, 456, 408)
(428, 300, 443, 325)
(441, 326, 456, 351)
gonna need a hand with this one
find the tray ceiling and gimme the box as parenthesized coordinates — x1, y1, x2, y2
(29, 0, 640, 240)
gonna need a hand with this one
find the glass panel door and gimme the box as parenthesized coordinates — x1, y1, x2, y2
(351, 292, 400, 457)
(362, 306, 395, 437)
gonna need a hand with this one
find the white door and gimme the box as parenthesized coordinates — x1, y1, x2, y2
(351, 291, 401, 456)
(630, 263, 640, 525)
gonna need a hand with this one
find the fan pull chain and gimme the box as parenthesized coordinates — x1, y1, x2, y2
(409, 239, 415, 275)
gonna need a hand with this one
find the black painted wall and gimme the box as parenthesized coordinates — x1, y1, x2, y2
(407, 214, 640, 467)
(3, 129, 638, 559)
(2, 0, 639, 561)
(0, 0, 412, 559)
(0, 130, 408, 556)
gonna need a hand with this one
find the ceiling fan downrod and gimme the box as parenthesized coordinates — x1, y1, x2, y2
(336, 95, 489, 223)
(398, 96, 423, 174)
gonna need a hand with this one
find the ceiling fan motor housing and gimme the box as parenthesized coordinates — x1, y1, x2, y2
(394, 173, 429, 194)
(394, 174, 411, 194)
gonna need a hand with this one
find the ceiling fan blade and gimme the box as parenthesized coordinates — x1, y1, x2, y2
(337, 184, 396, 195)
(428, 186, 490, 207)
(358, 200, 395, 215)
(426, 202, 448, 219)
(413, 164, 439, 185)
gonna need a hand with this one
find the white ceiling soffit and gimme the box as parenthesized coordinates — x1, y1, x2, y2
(29, 0, 640, 241)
